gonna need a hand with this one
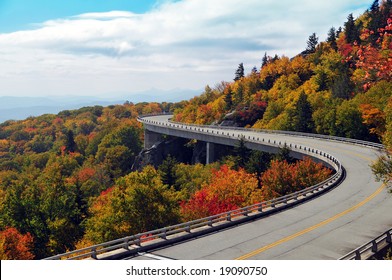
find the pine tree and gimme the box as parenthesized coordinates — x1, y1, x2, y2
(234, 63, 245, 81)
(158, 155, 178, 188)
(332, 71, 352, 99)
(381, 0, 392, 25)
(344, 14, 361, 44)
(371, 0, 380, 12)
(293, 92, 314, 133)
(274, 143, 295, 163)
(65, 130, 76, 153)
(327, 27, 338, 51)
(336, 27, 343, 37)
(245, 151, 272, 189)
(368, 0, 382, 45)
(233, 137, 251, 169)
(262, 52, 268, 68)
(306, 33, 319, 54)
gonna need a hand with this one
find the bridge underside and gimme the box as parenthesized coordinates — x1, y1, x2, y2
(144, 126, 334, 169)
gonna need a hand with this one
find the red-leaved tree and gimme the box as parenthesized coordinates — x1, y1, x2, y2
(0, 227, 35, 260)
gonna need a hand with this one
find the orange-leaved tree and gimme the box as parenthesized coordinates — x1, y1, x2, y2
(0, 227, 35, 260)
(180, 165, 261, 221)
(261, 157, 332, 200)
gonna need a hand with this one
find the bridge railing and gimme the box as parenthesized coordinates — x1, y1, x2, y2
(139, 115, 392, 261)
(45, 170, 342, 260)
(138, 114, 384, 150)
(45, 115, 347, 260)
(339, 228, 392, 260)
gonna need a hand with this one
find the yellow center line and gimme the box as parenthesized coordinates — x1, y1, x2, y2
(236, 183, 386, 260)
(296, 138, 376, 163)
(326, 147, 375, 163)
(236, 143, 382, 260)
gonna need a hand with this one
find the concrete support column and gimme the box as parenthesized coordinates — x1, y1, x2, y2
(144, 129, 163, 149)
(206, 142, 215, 164)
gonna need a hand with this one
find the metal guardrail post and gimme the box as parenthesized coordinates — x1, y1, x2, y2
(243, 209, 249, 216)
(339, 228, 392, 260)
(91, 248, 97, 260)
(161, 230, 167, 240)
(371, 240, 378, 253)
(135, 235, 141, 246)
(123, 238, 130, 250)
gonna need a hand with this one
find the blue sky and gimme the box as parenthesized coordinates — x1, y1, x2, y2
(0, 0, 374, 98)
(0, 0, 158, 32)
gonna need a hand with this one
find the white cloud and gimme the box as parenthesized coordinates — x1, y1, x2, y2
(0, 0, 373, 97)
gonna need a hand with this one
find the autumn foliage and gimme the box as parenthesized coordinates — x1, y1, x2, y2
(180, 189, 239, 221)
(180, 165, 261, 220)
(181, 160, 331, 221)
(261, 158, 332, 199)
(0, 2, 390, 259)
(174, 2, 391, 143)
(0, 228, 35, 260)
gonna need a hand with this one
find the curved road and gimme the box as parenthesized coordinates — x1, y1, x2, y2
(135, 115, 392, 260)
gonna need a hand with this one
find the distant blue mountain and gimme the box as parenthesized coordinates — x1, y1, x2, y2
(0, 88, 201, 123)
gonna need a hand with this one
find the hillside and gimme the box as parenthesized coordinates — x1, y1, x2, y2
(174, 1, 392, 145)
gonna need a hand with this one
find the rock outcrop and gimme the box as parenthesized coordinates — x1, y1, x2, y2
(132, 137, 193, 170)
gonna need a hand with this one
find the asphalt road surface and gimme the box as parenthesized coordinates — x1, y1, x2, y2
(133, 115, 392, 260)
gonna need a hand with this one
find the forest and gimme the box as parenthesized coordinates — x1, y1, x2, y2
(174, 1, 391, 144)
(0, 1, 391, 259)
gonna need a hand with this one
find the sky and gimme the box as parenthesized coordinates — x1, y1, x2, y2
(0, 0, 373, 98)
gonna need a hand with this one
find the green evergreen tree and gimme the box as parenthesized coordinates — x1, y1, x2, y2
(158, 155, 178, 188)
(370, 0, 380, 13)
(336, 26, 343, 37)
(381, 0, 392, 26)
(315, 69, 329, 91)
(234, 63, 245, 81)
(368, 0, 382, 45)
(274, 143, 295, 163)
(245, 151, 272, 188)
(332, 72, 352, 99)
(344, 14, 361, 44)
(262, 52, 268, 68)
(306, 33, 319, 53)
(327, 27, 338, 51)
(293, 92, 314, 133)
(65, 130, 76, 153)
(233, 137, 251, 169)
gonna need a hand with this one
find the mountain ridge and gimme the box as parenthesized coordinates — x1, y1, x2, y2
(0, 88, 201, 122)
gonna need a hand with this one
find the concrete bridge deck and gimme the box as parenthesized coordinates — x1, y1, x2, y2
(134, 114, 392, 260)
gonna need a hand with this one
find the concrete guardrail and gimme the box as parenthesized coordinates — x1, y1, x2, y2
(339, 228, 392, 260)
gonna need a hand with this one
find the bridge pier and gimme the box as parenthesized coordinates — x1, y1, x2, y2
(206, 142, 215, 164)
(144, 129, 163, 149)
